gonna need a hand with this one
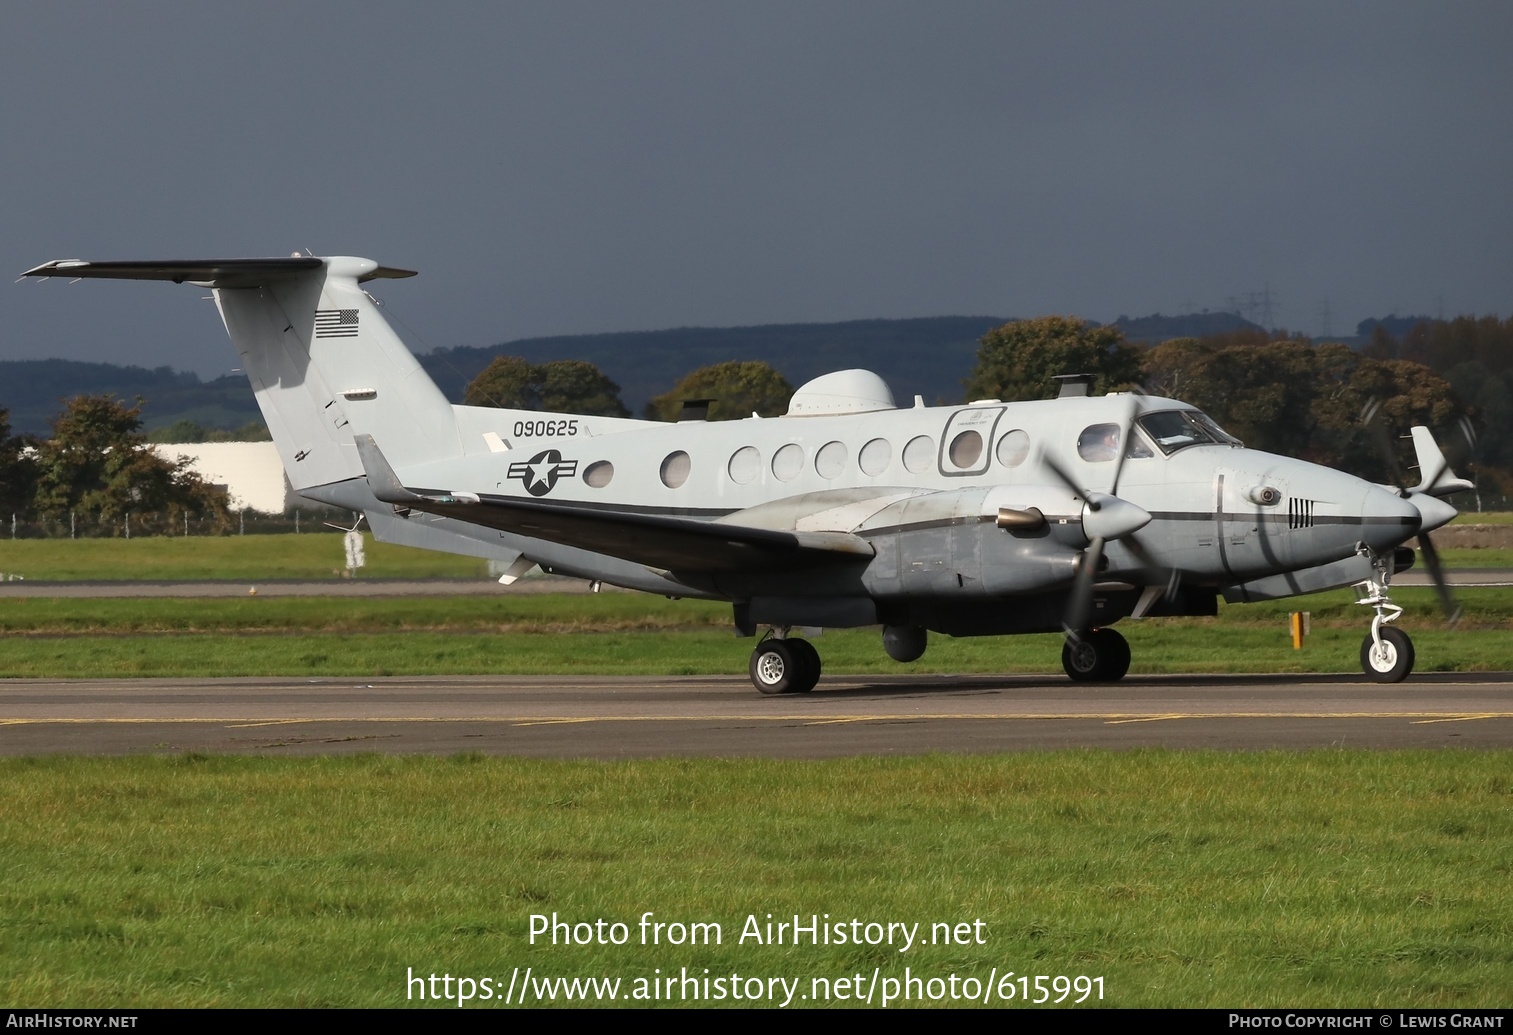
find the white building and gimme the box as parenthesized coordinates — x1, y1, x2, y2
(152, 442, 294, 514)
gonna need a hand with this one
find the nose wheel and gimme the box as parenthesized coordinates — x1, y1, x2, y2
(749, 634, 821, 694)
(1360, 626, 1415, 683)
(1355, 548, 1414, 682)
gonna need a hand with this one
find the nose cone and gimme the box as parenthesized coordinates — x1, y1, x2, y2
(1361, 487, 1423, 551)
(1408, 492, 1458, 535)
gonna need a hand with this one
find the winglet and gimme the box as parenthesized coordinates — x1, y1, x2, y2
(354, 434, 421, 504)
(1407, 426, 1473, 497)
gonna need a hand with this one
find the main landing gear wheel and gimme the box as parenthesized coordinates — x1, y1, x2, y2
(1061, 628, 1131, 682)
(1361, 626, 1414, 683)
(749, 637, 821, 694)
(787, 639, 821, 692)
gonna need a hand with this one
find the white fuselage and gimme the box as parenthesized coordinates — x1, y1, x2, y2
(398, 391, 1421, 598)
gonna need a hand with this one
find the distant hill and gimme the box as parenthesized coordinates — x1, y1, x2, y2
(0, 359, 261, 437)
(9, 309, 1412, 436)
(1113, 311, 1267, 342)
(0, 318, 1006, 434)
(420, 316, 1011, 412)
(1356, 315, 1435, 339)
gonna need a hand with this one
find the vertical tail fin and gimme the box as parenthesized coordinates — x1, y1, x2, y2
(214, 256, 462, 489)
(22, 256, 463, 492)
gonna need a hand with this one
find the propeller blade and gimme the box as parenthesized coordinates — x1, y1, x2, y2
(1040, 398, 1141, 513)
(1120, 534, 1180, 600)
(1360, 395, 1405, 491)
(1105, 397, 1141, 497)
(1416, 532, 1462, 626)
(1459, 415, 1477, 451)
(1063, 536, 1106, 639)
(1040, 450, 1096, 510)
(1045, 396, 1144, 639)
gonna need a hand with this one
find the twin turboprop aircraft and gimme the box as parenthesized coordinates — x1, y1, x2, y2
(23, 255, 1469, 693)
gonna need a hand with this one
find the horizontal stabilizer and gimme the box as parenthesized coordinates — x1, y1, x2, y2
(21, 258, 416, 287)
(353, 435, 873, 574)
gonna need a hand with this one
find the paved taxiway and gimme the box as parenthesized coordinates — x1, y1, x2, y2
(3, 673, 1510, 756)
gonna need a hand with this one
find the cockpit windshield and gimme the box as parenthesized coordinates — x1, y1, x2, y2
(1136, 409, 1243, 454)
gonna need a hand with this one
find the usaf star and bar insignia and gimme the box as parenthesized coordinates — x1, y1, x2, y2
(507, 449, 578, 496)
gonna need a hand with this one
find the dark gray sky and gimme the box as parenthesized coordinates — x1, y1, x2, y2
(4, 1, 1510, 379)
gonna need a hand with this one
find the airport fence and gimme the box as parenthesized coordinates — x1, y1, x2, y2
(0, 507, 352, 540)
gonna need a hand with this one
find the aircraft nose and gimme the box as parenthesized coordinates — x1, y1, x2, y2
(1360, 487, 1422, 550)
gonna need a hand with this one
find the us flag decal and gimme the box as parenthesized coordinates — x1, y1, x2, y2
(314, 309, 359, 338)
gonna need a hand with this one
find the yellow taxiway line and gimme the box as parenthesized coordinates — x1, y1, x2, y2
(4, 712, 1513, 725)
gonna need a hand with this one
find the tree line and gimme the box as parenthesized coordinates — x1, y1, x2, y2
(465, 316, 1483, 492)
(1359, 315, 1513, 474)
(0, 396, 231, 537)
(963, 316, 1468, 488)
(462, 356, 796, 422)
(2, 313, 1498, 539)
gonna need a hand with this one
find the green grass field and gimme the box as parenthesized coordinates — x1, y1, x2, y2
(0, 520, 1511, 581)
(1, 586, 1510, 678)
(0, 532, 486, 581)
(1452, 510, 1513, 524)
(1, 534, 1512, 679)
(2, 752, 1509, 1008)
(2, 621, 1511, 679)
(2, 538, 1510, 1010)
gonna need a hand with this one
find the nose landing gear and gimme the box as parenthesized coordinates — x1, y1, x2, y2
(1355, 548, 1414, 682)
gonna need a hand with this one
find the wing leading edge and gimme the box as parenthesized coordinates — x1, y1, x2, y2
(353, 435, 874, 574)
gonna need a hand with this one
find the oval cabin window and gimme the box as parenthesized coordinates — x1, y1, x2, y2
(583, 461, 614, 488)
(660, 451, 691, 488)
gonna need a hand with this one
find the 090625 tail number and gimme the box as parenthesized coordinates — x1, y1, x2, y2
(514, 419, 579, 438)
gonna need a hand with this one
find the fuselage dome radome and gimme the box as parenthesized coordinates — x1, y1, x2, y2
(786, 369, 896, 416)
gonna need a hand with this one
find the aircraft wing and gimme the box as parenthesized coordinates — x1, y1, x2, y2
(355, 435, 873, 573)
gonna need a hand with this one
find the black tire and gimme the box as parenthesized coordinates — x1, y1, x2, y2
(1062, 637, 1099, 682)
(750, 640, 800, 694)
(1095, 627, 1132, 681)
(1360, 627, 1414, 683)
(787, 638, 822, 693)
(1061, 628, 1131, 682)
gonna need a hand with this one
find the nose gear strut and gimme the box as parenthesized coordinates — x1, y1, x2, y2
(1354, 546, 1414, 682)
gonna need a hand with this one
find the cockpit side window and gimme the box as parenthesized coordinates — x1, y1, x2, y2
(1078, 422, 1155, 462)
(1137, 409, 1242, 454)
(1077, 423, 1122, 462)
